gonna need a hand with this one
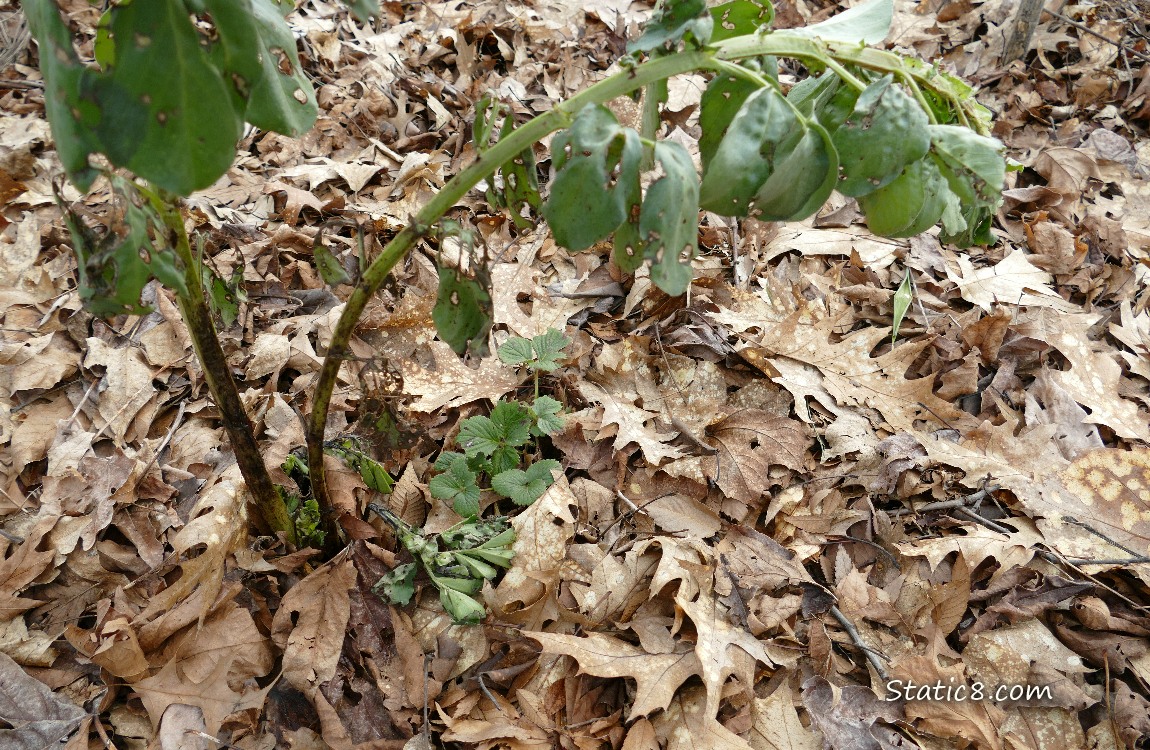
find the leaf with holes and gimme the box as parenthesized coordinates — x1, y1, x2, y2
(432, 265, 493, 356)
(641, 141, 700, 295)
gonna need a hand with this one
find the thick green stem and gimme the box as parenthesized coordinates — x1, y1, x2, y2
(305, 52, 713, 529)
(306, 34, 992, 527)
(157, 199, 298, 545)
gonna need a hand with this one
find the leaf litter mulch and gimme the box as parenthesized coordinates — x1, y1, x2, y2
(2, 0, 1150, 748)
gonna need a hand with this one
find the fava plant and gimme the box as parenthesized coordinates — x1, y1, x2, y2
(28, 0, 1006, 553)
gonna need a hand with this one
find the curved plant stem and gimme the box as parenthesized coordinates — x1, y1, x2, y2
(307, 33, 994, 540)
(157, 198, 298, 545)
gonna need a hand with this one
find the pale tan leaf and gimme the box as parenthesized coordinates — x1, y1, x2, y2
(400, 342, 523, 412)
(750, 685, 822, 750)
(271, 555, 357, 693)
(132, 653, 271, 738)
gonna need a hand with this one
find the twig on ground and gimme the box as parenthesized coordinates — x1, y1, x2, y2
(829, 605, 889, 681)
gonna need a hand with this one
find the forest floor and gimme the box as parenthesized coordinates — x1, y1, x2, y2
(2, 0, 1150, 748)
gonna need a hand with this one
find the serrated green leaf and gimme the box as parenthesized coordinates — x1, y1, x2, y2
(542, 105, 641, 252)
(641, 141, 699, 295)
(373, 563, 417, 605)
(831, 76, 930, 197)
(709, 0, 774, 43)
(432, 265, 493, 356)
(429, 460, 481, 518)
(498, 336, 535, 367)
(458, 402, 531, 460)
(202, 0, 318, 137)
(627, 0, 713, 54)
(530, 396, 565, 436)
(530, 329, 570, 371)
(491, 460, 560, 506)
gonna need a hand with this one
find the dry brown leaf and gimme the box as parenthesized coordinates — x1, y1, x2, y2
(577, 379, 685, 466)
(651, 685, 752, 750)
(400, 341, 523, 412)
(528, 630, 702, 719)
(0, 651, 87, 748)
(132, 653, 272, 738)
(749, 685, 822, 750)
(0, 519, 58, 622)
(271, 555, 357, 694)
(945, 249, 1078, 312)
(800, 676, 907, 750)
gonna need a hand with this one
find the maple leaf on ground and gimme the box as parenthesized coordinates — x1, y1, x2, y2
(577, 380, 685, 466)
(270, 555, 357, 694)
(0, 518, 57, 621)
(652, 685, 753, 750)
(400, 341, 523, 412)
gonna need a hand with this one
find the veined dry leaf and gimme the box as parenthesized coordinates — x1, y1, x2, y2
(945, 249, 1078, 312)
(800, 676, 907, 750)
(651, 685, 752, 750)
(674, 585, 773, 717)
(894, 520, 1041, 587)
(749, 685, 822, 750)
(577, 379, 685, 466)
(0, 652, 87, 748)
(0, 519, 58, 622)
(132, 653, 272, 738)
(528, 630, 702, 719)
(82, 337, 158, 444)
(400, 341, 522, 412)
(270, 555, 357, 694)
(137, 466, 248, 624)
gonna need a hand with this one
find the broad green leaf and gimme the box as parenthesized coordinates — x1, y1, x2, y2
(313, 239, 352, 286)
(751, 120, 838, 221)
(530, 328, 570, 371)
(929, 125, 1005, 246)
(543, 105, 641, 252)
(438, 586, 486, 624)
(429, 460, 481, 518)
(641, 141, 699, 295)
(857, 156, 950, 237)
(24, 0, 101, 190)
(789, 0, 892, 44)
(698, 72, 758, 171)
(340, 0, 379, 22)
(432, 265, 493, 356)
(498, 336, 536, 367)
(491, 460, 561, 506)
(94, 1, 243, 195)
(709, 0, 774, 43)
(60, 177, 187, 317)
(627, 0, 712, 54)
(372, 563, 417, 605)
(831, 76, 930, 197)
(530, 396, 565, 437)
(891, 271, 913, 343)
(202, 0, 318, 136)
(699, 87, 799, 216)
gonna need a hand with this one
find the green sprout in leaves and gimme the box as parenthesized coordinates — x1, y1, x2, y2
(368, 505, 515, 624)
(429, 331, 569, 517)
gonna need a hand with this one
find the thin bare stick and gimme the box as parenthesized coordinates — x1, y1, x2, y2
(829, 605, 888, 681)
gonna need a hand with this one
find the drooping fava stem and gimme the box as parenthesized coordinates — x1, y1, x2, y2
(306, 34, 992, 535)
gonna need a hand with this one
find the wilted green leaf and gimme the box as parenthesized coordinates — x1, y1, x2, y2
(699, 73, 759, 171)
(542, 105, 641, 251)
(750, 120, 838, 221)
(432, 265, 493, 356)
(642, 141, 699, 295)
(373, 563, 418, 605)
(831, 76, 930, 197)
(437, 586, 487, 624)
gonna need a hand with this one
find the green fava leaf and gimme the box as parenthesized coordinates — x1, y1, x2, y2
(858, 156, 950, 238)
(699, 87, 800, 217)
(751, 121, 838, 222)
(699, 73, 759, 171)
(831, 76, 930, 198)
(929, 125, 1005, 247)
(709, 0, 774, 43)
(92, 1, 244, 195)
(432, 265, 493, 356)
(201, 0, 318, 137)
(439, 586, 486, 625)
(627, 0, 712, 54)
(542, 105, 641, 252)
(642, 141, 700, 295)
(373, 563, 417, 605)
(491, 460, 561, 506)
(789, 0, 892, 44)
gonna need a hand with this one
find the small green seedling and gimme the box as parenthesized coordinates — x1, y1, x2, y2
(430, 330, 568, 517)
